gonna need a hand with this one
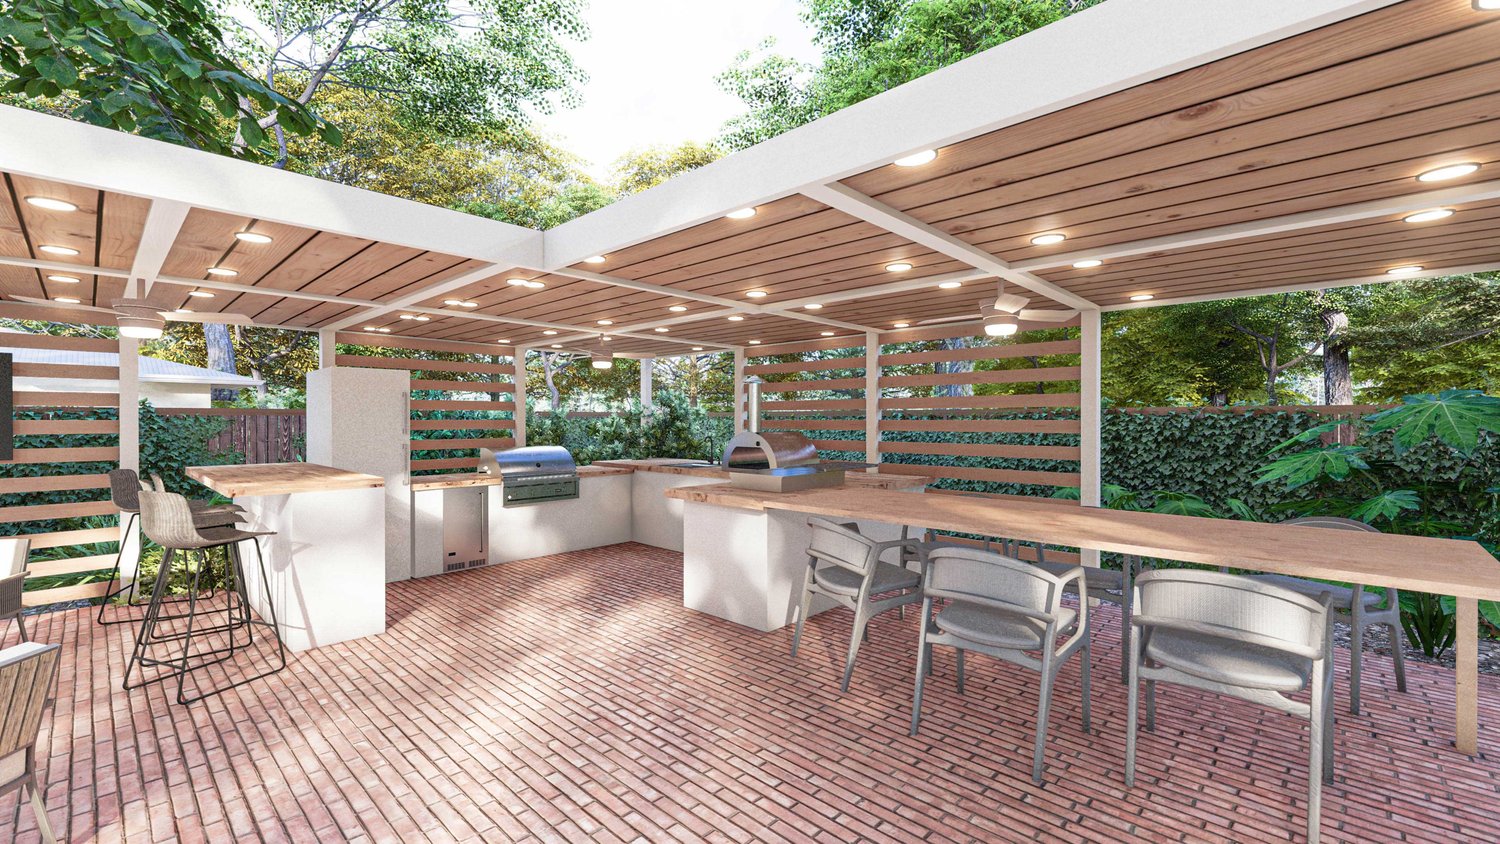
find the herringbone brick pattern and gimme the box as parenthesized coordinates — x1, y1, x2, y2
(2, 542, 1498, 842)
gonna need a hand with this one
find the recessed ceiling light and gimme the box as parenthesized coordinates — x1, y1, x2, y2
(937, 281, 963, 289)
(1476, 0, 1500, 9)
(584, 255, 606, 264)
(749, 339, 761, 345)
(893, 322, 910, 328)
(53, 296, 80, 304)
(820, 331, 835, 337)
(443, 299, 479, 308)
(885, 262, 913, 273)
(46, 275, 79, 284)
(187, 290, 215, 298)
(692, 346, 704, 351)
(235, 231, 273, 244)
(206, 267, 238, 277)
(745, 290, 768, 298)
(655, 327, 670, 332)
(1387, 265, 1424, 276)
(803, 303, 823, 310)
(893, 149, 937, 167)
(498, 339, 511, 344)
(1030, 233, 1067, 246)
(727, 315, 744, 322)
(597, 319, 613, 325)
(363, 326, 385, 332)
(1073, 259, 1103, 269)
(25, 196, 77, 212)
(398, 314, 430, 321)
(668, 305, 688, 312)
(1129, 294, 1154, 302)
(726, 207, 757, 220)
(550, 343, 562, 348)
(174, 308, 192, 314)
(506, 278, 532, 286)
(38, 245, 78, 256)
(525, 280, 545, 289)
(1417, 163, 1480, 182)
(1403, 208, 1454, 224)
(542, 330, 558, 335)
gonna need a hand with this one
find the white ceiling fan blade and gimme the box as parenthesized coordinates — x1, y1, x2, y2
(1017, 308, 1080, 322)
(8, 295, 114, 315)
(164, 310, 252, 326)
(992, 291, 1030, 314)
(917, 312, 983, 326)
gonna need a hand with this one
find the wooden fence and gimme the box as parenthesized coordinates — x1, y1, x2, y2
(156, 407, 307, 464)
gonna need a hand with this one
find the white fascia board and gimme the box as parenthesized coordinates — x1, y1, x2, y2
(0, 105, 542, 266)
(542, 0, 1400, 269)
(1101, 261, 1500, 312)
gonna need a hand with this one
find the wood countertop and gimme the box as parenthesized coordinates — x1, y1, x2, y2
(669, 485, 1500, 600)
(597, 459, 933, 488)
(186, 463, 385, 498)
(410, 464, 632, 491)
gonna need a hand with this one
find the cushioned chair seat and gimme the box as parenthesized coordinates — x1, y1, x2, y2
(935, 600, 1077, 651)
(1034, 561, 1124, 592)
(1243, 573, 1386, 611)
(815, 562, 920, 596)
(1145, 627, 1312, 692)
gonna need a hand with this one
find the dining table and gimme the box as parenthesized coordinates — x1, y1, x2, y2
(671, 483, 1500, 755)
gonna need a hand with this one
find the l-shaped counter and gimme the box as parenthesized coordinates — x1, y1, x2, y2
(187, 459, 931, 651)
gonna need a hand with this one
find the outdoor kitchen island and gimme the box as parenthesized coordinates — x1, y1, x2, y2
(184, 462, 388, 652)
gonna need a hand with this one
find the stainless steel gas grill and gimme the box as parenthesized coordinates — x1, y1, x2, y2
(479, 446, 581, 506)
(721, 377, 871, 493)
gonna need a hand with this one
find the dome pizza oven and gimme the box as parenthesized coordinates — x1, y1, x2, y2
(720, 377, 871, 493)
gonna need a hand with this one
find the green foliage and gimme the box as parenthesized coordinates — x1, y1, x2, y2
(1255, 445, 1369, 490)
(609, 142, 722, 195)
(136, 400, 241, 498)
(526, 392, 730, 465)
(1364, 390, 1500, 455)
(0, 0, 335, 159)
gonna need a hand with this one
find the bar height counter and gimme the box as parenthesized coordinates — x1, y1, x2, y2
(186, 462, 387, 652)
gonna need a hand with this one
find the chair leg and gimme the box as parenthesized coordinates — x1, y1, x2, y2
(1120, 556, 1135, 685)
(1308, 663, 1329, 844)
(790, 567, 815, 657)
(1079, 638, 1092, 733)
(839, 604, 868, 693)
(98, 511, 140, 624)
(1389, 618, 1407, 693)
(1032, 654, 1056, 786)
(28, 774, 55, 844)
(1145, 679, 1156, 733)
(1349, 599, 1365, 715)
(173, 550, 207, 705)
(909, 627, 930, 736)
(955, 648, 966, 695)
(13, 613, 27, 643)
(1125, 639, 1141, 787)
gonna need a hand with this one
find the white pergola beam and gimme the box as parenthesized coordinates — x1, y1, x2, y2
(1017, 179, 1500, 273)
(542, 0, 1399, 269)
(322, 263, 505, 332)
(1100, 261, 1500, 312)
(130, 200, 190, 296)
(801, 182, 1096, 311)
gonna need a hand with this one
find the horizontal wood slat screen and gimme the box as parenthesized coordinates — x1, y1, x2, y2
(749, 337, 869, 461)
(0, 330, 123, 609)
(410, 437, 515, 451)
(875, 326, 1082, 503)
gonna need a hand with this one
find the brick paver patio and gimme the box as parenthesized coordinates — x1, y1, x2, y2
(3, 542, 1498, 842)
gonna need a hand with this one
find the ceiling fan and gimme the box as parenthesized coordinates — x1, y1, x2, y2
(918, 280, 1078, 336)
(8, 296, 251, 338)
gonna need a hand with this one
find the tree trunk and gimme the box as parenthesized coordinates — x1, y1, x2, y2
(206, 323, 238, 402)
(1320, 307, 1352, 405)
(933, 337, 973, 398)
(541, 352, 562, 408)
(1209, 391, 1228, 407)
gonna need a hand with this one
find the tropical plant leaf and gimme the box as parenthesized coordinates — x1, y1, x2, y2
(1348, 489, 1421, 524)
(1269, 421, 1344, 453)
(1223, 498, 1257, 521)
(1254, 445, 1368, 490)
(1364, 389, 1500, 455)
(1149, 491, 1219, 517)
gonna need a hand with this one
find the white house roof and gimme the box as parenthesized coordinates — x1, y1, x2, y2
(0, 344, 262, 388)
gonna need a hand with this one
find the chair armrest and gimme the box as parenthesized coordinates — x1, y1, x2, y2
(0, 571, 25, 616)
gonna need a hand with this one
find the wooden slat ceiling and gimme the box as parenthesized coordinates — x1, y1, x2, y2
(5, 0, 1500, 356)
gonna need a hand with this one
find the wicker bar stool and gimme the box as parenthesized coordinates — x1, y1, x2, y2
(97, 469, 244, 626)
(123, 488, 285, 704)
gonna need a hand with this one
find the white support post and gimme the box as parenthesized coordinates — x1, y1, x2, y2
(318, 329, 337, 369)
(513, 348, 528, 447)
(640, 357, 654, 409)
(118, 282, 142, 580)
(733, 348, 747, 434)
(1079, 309, 1103, 569)
(864, 332, 880, 468)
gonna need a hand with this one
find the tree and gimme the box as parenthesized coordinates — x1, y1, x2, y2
(1222, 294, 1333, 404)
(1101, 305, 1267, 406)
(716, 0, 1085, 150)
(1350, 273, 1500, 402)
(609, 142, 722, 195)
(654, 353, 734, 411)
(0, 0, 335, 160)
(225, 0, 588, 165)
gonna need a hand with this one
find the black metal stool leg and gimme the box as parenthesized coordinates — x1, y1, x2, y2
(97, 511, 139, 625)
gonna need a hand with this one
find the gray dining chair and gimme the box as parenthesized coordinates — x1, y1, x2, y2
(1242, 516, 1405, 714)
(1126, 568, 1333, 844)
(0, 538, 31, 644)
(0, 641, 62, 844)
(791, 518, 924, 692)
(1032, 553, 1140, 683)
(910, 546, 1091, 785)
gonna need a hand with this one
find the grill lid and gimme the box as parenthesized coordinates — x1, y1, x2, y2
(479, 445, 578, 480)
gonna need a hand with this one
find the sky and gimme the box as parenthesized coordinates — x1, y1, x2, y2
(533, 0, 821, 179)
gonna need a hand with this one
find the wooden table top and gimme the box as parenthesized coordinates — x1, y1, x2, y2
(669, 484, 1500, 600)
(186, 463, 385, 498)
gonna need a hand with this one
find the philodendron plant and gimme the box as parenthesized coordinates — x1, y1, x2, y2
(1254, 390, 1500, 657)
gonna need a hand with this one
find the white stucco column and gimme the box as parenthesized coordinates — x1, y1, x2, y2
(640, 357, 654, 409)
(864, 332, 880, 466)
(732, 347, 747, 434)
(317, 329, 337, 369)
(512, 347, 528, 447)
(1079, 309, 1103, 568)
